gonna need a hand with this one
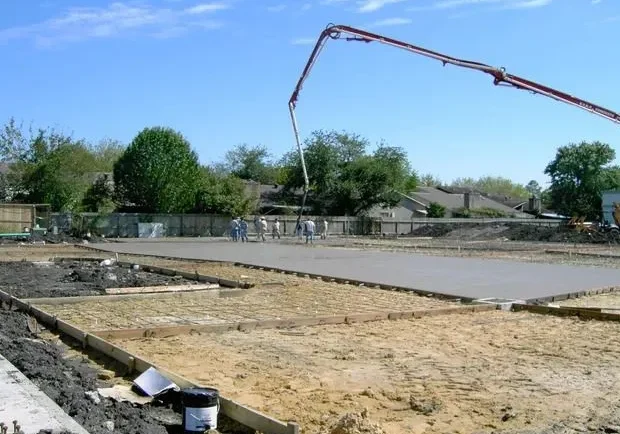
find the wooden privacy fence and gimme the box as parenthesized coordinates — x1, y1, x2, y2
(0, 204, 35, 232)
(49, 212, 563, 238)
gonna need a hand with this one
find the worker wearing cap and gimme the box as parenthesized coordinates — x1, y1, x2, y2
(259, 217, 268, 242)
(320, 219, 329, 239)
(239, 217, 248, 242)
(229, 217, 239, 242)
(304, 217, 315, 244)
(272, 218, 281, 240)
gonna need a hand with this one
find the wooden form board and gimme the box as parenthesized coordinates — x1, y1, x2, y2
(22, 287, 250, 306)
(73, 246, 471, 302)
(91, 304, 498, 340)
(0, 289, 298, 434)
(525, 285, 618, 304)
(104, 283, 219, 295)
(512, 303, 620, 322)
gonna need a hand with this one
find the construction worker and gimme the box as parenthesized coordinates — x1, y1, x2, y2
(295, 219, 303, 241)
(253, 216, 261, 241)
(272, 218, 281, 240)
(239, 217, 249, 242)
(259, 217, 268, 242)
(229, 217, 239, 242)
(320, 218, 329, 239)
(304, 217, 315, 244)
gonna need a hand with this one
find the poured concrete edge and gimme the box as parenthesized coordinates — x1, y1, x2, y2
(90, 304, 499, 340)
(73, 245, 471, 302)
(0, 289, 298, 434)
(512, 303, 620, 322)
(0, 354, 90, 434)
(525, 286, 619, 304)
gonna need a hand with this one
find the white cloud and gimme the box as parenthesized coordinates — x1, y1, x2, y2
(357, 0, 408, 12)
(503, 0, 551, 8)
(0, 1, 230, 47)
(267, 4, 287, 12)
(408, 0, 552, 11)
(370, 17, 412, 26)
(301, 3, 313, 11)
(291, 37, 316, 45)
(591, 0, 601, 4)
(184, 3, 229, 14)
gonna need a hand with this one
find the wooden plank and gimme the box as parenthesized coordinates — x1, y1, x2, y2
(24, 288, 249, 306)
(104, 283, 219, 295)
(93, 306, 495, 341)
(345, 312, 389, 324)
(92, 322, 242, 340)
(220, 399, 293, 434)
(512, 303, 620, 322)
(29, 307, 58, 330)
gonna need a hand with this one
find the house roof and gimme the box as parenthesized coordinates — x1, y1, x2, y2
(409, 186, 525, 215)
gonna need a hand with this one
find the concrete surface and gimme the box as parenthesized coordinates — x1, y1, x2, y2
(0, 354, 90, 434)
(91, 241, 620, 301)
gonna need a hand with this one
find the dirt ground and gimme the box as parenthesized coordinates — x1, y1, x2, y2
(0, 259, 197, 299)
(113, 310, 620, 434)
(0, 308, 181, 434)
(35, 275, 453, 331)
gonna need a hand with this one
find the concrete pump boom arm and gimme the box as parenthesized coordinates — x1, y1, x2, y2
(288, 23, 619, 225)
(289, 24, 620, 123)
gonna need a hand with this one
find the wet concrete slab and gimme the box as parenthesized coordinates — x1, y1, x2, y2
(91, 242, 620, 301)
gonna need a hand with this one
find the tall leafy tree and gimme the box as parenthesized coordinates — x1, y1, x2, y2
(525, 180, 542, 197)
(544, 141, 619, 220)
(223, 144, 279, 184)
(450, 176, 528, 198)
(283, 130, 414, 215)
(418, 173, 442, 187)
(113, 127, 201, 213)
(194, 167, 253, 216)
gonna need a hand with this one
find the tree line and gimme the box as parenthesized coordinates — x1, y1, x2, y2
(0, 117, 618, 220)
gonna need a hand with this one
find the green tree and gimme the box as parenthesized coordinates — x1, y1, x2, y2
(283, 130, 413, 215)
(194, 167, 253, 216)
(544, 141, 619, 220)
(450, 176, 528, 198)
(223, 144, 279, 184)
(82, 176, 115, 212)
(20, 141, 98, 211)
(113, 127, 201, 213)
(419, 173, 442, 187)
(427, 202, 446, 218)
(525, 180, 542, 197)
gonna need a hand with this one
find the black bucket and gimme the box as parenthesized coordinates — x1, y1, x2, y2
(181, 387, 220, 433)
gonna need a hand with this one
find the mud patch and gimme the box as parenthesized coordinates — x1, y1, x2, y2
(0, 308, 175, 434)
(0, 308, 252, 434)
(0, 260, 196, 298)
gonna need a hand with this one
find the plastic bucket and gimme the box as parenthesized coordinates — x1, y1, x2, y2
(181, 387, 220, 433)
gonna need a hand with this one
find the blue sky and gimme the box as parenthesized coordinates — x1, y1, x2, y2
(0, 0, 618, 187)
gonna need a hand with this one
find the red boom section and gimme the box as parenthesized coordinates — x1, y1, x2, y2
(289, 24, 620, 124)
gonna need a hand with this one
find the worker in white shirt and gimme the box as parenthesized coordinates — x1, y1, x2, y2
(272, 218, 281, 239)
(259, 216, 268, 242)
(320, 219, 329, 239)
(304, 217, 316, 244)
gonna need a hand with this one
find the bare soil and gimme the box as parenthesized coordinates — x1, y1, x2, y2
(35, 276, 452, 331)
(0, 308, 179, 434)
(114, 310, 620, 434)
(0, 260, 196, 299)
